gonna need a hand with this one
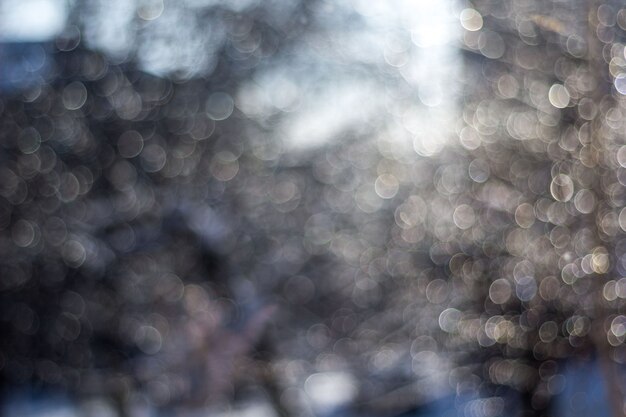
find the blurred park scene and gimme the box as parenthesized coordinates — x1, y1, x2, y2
(1, 0, 626, 416)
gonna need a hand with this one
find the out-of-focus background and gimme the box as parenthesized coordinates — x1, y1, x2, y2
(1, 0, 626, 416)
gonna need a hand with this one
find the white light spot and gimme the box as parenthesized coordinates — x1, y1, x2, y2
(550, 174, 574, 202)
(548, 84, 570, 108)
(460, 9, 483, 31)
(137, 0, 164, 21)
(438, 308, 461, 333)
(62, 82, 88, 111)
(206, 92, 235, 121)
(374, 174, 399, 199)
(453, 204, 475, 229)
(615, 74, 626, 95)
(304, 372, 357, 410)
(134, 325, 162, 354)
(617, 145, 626, 167)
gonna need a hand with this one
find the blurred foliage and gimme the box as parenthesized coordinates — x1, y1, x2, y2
(1, 1, 626, 417)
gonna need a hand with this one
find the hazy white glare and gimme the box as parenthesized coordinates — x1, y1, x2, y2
(0, 0, 66, 41)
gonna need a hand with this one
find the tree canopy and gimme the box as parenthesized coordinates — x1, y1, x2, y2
(1, 1, 626, 416)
